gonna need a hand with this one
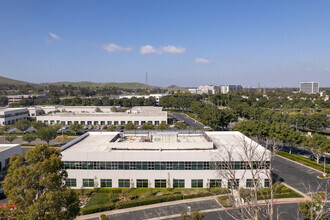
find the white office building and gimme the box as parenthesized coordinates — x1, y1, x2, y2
(61, 131, 270, 189)
(118, 94, 167, 105)
(300, 82, 319, 94)
(220, 85, 243, 94)
(189, 86, 220, 95)
(0, 144, 22, 172)
(36, 106, 167, 126)
(0, 108, 29, 125)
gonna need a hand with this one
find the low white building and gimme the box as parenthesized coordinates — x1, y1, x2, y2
(61, 131, 270, 189)
(189, 86, 220, 95)
(0, 107, 29, 125)
(0, 144, 22, 172)
(118, 94, 167, 105)
(36, 106, 167, 126)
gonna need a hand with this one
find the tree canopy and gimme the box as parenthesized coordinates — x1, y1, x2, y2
(1, 145, 80, 219)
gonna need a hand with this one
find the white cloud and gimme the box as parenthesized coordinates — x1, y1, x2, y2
(195, 58, 211, 64)
(323, 67, 330, 72)
(140, 45, 159, 54)
(49, 32, 60, 40)
(101, 43, 132, 52)
(161, 45, 186, 54)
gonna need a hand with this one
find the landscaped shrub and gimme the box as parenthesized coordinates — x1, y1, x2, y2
(100, 214, 107, 220)
(277, 151, 330, 174)
(81, 204, 114, 215)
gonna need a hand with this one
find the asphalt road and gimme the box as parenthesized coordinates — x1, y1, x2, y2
(165, 202, 330, 220)
(273, 156, 330, 195)
(107, 199, 220, 220)
(169, 112, 204, 129)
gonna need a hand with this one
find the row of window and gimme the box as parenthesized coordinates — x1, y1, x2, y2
(0, 111, 28, 118)
(63, 161, 270, 170)
(65, 178, 270, 188)
(43, 120, 165, 126)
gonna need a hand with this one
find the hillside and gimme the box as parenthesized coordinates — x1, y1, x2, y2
(0, 76, 39, 86)
(47, 81, 157, 89)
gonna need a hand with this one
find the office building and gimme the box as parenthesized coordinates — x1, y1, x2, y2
(220, 85, 243, 94)
(36, 106, 167, 126)
(61, 131, 270, 189)
(300, 82, 319, 94)
(0, 144, 22, 172)
(0, 107, 29, 125)
(7, 94, 48, 104)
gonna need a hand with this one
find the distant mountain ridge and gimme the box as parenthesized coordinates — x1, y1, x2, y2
(0, 76, 157, 90)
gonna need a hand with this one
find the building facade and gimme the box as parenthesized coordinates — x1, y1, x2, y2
(36, 106, 167, 126)
(0, 108, 29, 125)
(0, 144, 22, 172)
(7, 94, 48, 104)
(300, 82, 319, 94)
(61, 131, 270, 189)
(220, 85, 243, 94)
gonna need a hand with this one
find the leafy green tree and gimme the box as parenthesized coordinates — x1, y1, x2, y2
(5, 133, 17, 143)
(304, 134, 329, 163)
(70, 124, 83, 134)
(37, 127, 57, 144)
(299, 196, 326, 220)
(14, 119, 31, 132)
(1, 145, 80, 219)
(107, 125, 116, 131)
(0, 96, 8, 106)
(305, 114, 329, 133)
(22, 133, 37, 144)
(174, 122, 187, 130)
(157, 122, 170, 130)
(141, 123, 155, 130)
(32, 121, 47, 130)
(124, 122, 136, 130)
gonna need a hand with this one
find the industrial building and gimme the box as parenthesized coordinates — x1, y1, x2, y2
(36, 106, 167, 126)
(0, 144, 22, 172)
(7, 94, 48, 104)
(300, 82, 319, 94)
(61, 131, 270, 189)
(0, 107, 29, 125)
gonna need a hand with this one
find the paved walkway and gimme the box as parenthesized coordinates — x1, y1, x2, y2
(76, 195, 309, 220)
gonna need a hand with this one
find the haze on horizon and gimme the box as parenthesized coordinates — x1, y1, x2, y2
(0, 0, 329, 88)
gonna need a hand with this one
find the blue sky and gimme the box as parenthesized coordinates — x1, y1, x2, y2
(0, 0, 330, 87)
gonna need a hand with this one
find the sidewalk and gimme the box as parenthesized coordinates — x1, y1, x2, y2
(76, 194, 308, 220)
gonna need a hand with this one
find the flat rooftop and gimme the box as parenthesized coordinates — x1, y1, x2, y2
(61, 131, 260, 153)
(0, 144, 20, 153)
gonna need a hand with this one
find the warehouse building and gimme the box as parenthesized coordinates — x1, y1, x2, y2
(0, 107, 29, 125)
(36, 106, 167, 126)
(0, 144, 22, 172)
(61, 131, 270, 189)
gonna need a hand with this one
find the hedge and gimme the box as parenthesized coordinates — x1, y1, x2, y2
(277, 151, 330, 174)
(81, 204, 114, 215)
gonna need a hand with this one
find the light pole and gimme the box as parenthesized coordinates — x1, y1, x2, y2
(323, 155, 326, 177)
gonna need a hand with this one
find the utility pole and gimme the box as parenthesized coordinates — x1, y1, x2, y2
(145, 72, 148, 92)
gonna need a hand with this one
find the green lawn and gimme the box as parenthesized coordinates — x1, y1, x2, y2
(277, 151, 330, 174)
(79, 188, 229, 215)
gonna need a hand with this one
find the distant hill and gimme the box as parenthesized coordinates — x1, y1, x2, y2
(0, 76, 157, 89)
(0, 76, 39, 86)
(47, 81, 157, 89)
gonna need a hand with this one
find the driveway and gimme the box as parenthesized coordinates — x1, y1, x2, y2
(169, 112, 204, 129)
(273, 156, 329, 195)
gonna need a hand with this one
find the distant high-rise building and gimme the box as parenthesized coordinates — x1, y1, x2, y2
(300, 82, 319, 94)
(220, 85, 243, 94)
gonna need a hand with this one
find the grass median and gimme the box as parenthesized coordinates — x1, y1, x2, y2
(277, 151, 330, 174)
(78, 188, 229, 215)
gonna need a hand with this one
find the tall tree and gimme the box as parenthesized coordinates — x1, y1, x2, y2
(22, 133, 37, 144)
(14, 119, 31, 132)
(37, 127, 57, 144)
(1, 145, 80, 219)
(304, 133, 329, 163)
(4, 133, 17, 143)
(70, 124, 83, 135)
